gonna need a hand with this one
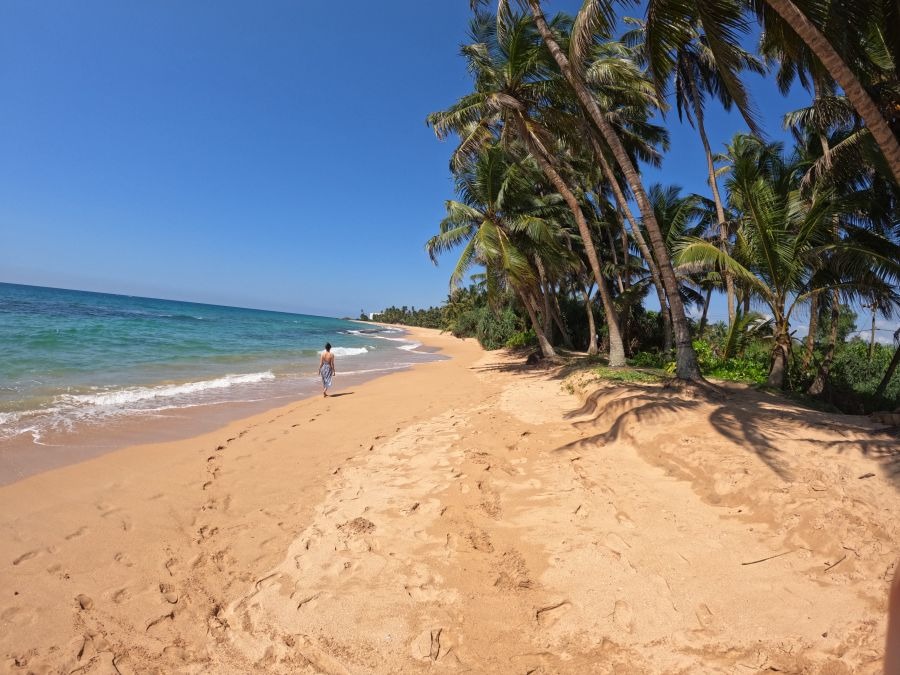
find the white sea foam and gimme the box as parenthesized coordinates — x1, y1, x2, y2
(326, 347, 369, 357)
(397, 343, 422, 351)
(0, 411, 21, 427)
(58, 371, 276, 407)
(367, 334, 412, 343)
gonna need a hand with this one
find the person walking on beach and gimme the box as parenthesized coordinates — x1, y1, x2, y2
(319, 343, 335, 397)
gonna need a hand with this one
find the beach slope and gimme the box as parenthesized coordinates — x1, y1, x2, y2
(1, 327, 898, 673)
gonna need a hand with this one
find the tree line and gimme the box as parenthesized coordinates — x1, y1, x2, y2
(419, 0, 898, 411)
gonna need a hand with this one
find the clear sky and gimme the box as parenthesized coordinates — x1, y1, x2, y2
(2, 0, 888, 338)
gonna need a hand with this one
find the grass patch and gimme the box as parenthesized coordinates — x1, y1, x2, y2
(592, 366, 669, 384)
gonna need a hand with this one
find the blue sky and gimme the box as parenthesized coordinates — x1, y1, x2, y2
(0, 0, 877, 333)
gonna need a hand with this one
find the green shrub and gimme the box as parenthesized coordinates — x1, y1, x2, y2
(827, 339, 900, 411)
(593, 366, 667, 384)
(475, 306, 524, 350)
(505, 329, 537, 349)
(629, 351, 669, 368)
(692, 339, 720, 371)
(707, 358, 769, 383)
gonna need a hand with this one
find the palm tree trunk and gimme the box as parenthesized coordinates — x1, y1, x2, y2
(527, 0, 700, 380)
(808, 118, 840, 395)
(690, 91, 735, 325)
(603, 218, 625, 293)
(874, 343, 900, 400)
(698, 287, 713, 339)
(513, 113, 626, 367)
(869, 306, 877, 360)
(589, 134, 674, 352)
(535, 258, 555, 338)
(549, 289, 574, 349)
(808, 289, 839, 396)
(767, 322, 791, 389)
(584, 287, 599, 356)
(802, 291, 819, 370)
(520, 288, 556, 359)
(763, 0, 900, 185)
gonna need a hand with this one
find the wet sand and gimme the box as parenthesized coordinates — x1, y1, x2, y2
(1, 327, 898, 673)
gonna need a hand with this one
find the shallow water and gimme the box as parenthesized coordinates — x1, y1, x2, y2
(0, 283, 441, 448)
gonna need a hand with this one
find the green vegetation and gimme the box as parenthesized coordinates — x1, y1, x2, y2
(592, 366, 668, 385)
(414, 1, 899, 415)
(360, 306, 444, 329)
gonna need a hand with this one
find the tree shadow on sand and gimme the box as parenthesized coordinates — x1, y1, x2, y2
(556, 380, 900, 488)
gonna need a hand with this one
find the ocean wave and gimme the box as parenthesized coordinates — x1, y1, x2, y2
(58, 371, 276, 407)
(344, 328, 403, 336)
(326, 347, 369, 357)
(397, 343, 422, 351)
(0, 411, 21, 427)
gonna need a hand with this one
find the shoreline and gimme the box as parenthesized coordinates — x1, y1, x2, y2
(1, 327, 897, 673)
(0, 325, 442, 486)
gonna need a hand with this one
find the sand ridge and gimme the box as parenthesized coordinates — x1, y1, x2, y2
(1, 328, 898, 673)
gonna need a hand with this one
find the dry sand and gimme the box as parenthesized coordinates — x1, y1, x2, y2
(1, 327, 898, 674)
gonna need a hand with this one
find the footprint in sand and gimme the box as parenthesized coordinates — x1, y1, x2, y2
(535, 600, 571, 627)
(146, 610, 175, 633)
(615, 511, 635, 529)
(114, 552, 134, 567)
(494, 550, 532, 591)
(158, 583, 179, 604)
(613, 599, 635, 633)
(12, 550, 40, 566)
(602, 532, 631, 556)
(112, 587, 131, 604)
(465, 528, 494, 553)
(64, 526, 89, 541)
(694, 603, 719, 632)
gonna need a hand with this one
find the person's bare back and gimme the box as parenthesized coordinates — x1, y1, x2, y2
(319, 343, 336, 396)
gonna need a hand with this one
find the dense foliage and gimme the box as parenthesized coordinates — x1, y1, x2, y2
(416, 1, 899, 414)
(361, 306, 444, 329)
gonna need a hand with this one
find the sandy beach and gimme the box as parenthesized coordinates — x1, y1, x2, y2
(1, 327, 898, 673)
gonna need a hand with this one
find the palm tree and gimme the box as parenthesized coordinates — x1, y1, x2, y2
(636, 15, 765, 324)
(753, 0, 900, 186)
(426, 147, 564, 358)
(428, 11, 629, 365)
(513, 0, 703, 380)
(639, 0, 900, 184)
(678, 134, 900, 388)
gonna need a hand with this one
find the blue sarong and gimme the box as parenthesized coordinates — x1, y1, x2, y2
(320, 362, 334, 390)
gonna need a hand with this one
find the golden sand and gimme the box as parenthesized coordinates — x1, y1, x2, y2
(1, 327, 897, 673)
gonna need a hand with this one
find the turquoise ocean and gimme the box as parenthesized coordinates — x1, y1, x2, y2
(0, 283, 438, 446)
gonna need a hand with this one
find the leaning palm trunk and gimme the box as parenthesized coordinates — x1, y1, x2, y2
(513, 114, 627, 366)
(690, 90, 735, 324)
(698, 287, 713, 338)
(604, 221, 625, 293)
(868, 307, 877, 360)
(527, 0, 700, 379)
(808, 127, 839, 396)
(588, 134, 674, 352)
(801, 291, 819, 370)
(549, 293, 574, 349)
(767, 322, 792, 388)
(535, 258, 554, 336)
(763, 0, 900, 186)
(519, 288, 556, 359)
(808, 289, 839, 395)
(583, 287, 599, 355)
